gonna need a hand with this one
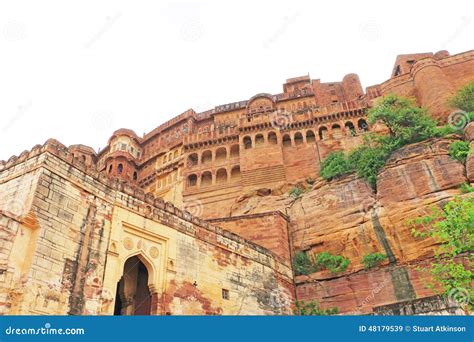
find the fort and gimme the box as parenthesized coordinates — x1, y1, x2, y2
(0, 49, 473, 315)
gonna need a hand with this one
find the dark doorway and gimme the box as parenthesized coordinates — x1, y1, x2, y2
(113, 256, 151, 315)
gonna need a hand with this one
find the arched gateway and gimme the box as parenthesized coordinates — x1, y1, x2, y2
(114, 256, 152, 315)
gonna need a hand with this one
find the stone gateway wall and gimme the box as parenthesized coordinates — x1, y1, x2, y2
(0, 145, 293, 315)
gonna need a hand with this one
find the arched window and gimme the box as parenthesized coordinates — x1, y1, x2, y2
(268, 132, 278, 144)
(173, 150, 178, 159)
(294, 132, 303, 145)
(81, 155, 86, 163)
(319, 126, 328, 140)
(345, 121, 356, 136)
(201, 171, 212, 187)
(230, 165, 241, 181)
(108, 164, 113, 173)
(216, 147, 227, 161)
(243, 136, 252, 149)
(358, 119, 369, 132)
(187, 174, 197, 187)
(230, 145, 239, 157)
(332, 124, 342, 139)
(306, 130, 316, 143)
(216, 168, 227, 184)
(118, 164, 123, 174)
(163, 155, 167, 164)
(201, 150, 212, 164)
(255, 134, 264, 145)
(188, 153, 198, 166)
(282, 134, 291, 147)
(133, 171, 138, 181)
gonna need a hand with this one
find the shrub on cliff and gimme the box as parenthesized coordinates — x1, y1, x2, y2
(448, 81, 474, 113)
(293, 251, 350, 275)
(293, 251, 314, 275)
(362, 252, 387, 269)
(347, 140, 390, 189)
(449, 141, 471, 163)
(313, 252, 350, 274)
(368, 94, 439, 146)
(460, 183, 474, 193)
(319, 151, 353, 181)
(320, 94, 444, 189)
(289, 186, 305, 199)
(293, 300, 339, 316)
(410, 195, 474, 311)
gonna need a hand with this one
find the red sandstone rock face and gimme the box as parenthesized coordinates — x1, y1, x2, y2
(464, 124, 474, 182)
(375, 138, 467, 263)
(467, 153, 474, 183)
(228, 137, 468, 313)
(464, 122, 474, 142)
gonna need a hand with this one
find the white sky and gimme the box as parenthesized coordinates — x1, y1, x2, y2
(0, 0, 473, 160)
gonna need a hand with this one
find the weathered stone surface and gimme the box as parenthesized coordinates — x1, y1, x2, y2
(226, 138, 469, 314)
(0, 152, 293, 315)
(467, 152, 474, 183)
(464, 122, 474, 142)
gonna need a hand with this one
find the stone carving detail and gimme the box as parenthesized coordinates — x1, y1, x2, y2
(123, 237, 134, 250)
(149, 246, 159, 259)
(137, 239, 146, 251)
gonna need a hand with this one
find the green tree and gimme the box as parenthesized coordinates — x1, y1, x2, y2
(449, 81, 474, 113)
(410, 196, 474, 311)
(368, 94, 438, 146)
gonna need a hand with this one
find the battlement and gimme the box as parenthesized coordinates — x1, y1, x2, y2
(0, 139, 291, 270)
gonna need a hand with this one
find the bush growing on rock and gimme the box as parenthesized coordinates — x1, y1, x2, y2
(319, 151, 352, 181)
(293, 300, 339, 316)
(449, 81, 474, 113)
(293, 251, 314, 275)
(410, 195, 474, 311)
(293, 251, 350, 275)
(320, 94, 464, 189)
(460, 183, 474, 194)
(362, 253, 387, 269)
(289, 186, 305, 199)
(449, 141, 471, 163)
(313, 252, 350, 274)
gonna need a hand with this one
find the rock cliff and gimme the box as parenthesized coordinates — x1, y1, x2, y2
(229, 135, 471, 314)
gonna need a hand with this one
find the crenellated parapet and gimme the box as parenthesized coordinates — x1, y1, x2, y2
(369, 49, 474, 121)
(0, 139, 290, 269)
